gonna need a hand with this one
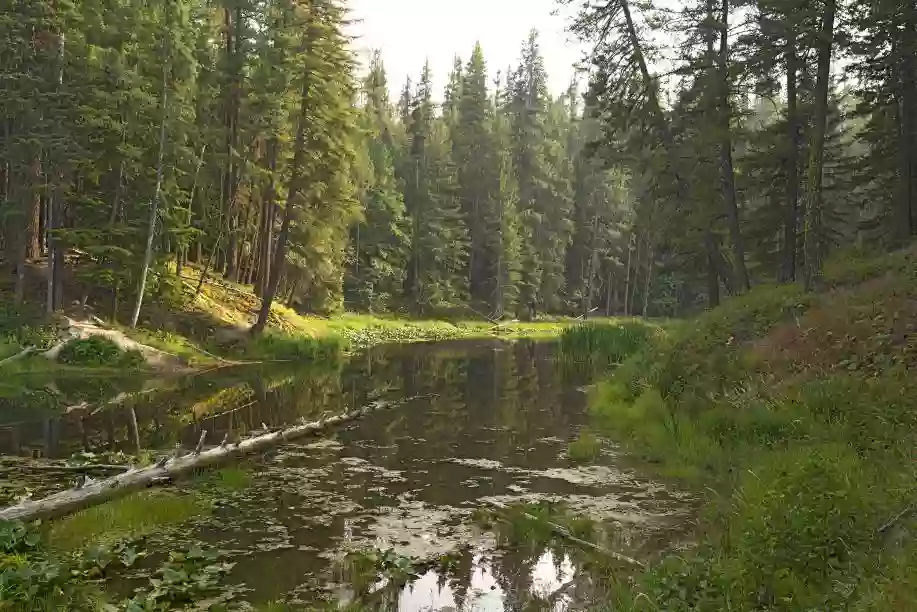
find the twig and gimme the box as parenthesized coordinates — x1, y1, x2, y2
(878, 503, 916, 536)
(484, 500, 645, 568)
(0, 347, 35, 367)
(193, 430, 208, 454)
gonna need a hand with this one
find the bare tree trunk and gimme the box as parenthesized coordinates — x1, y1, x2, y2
(130, 34, 171, 328)
(803, 0, 836, 291)
(717, 0, 750, 291)
(780, 30, 800, 282)
(642, 243, 654, 317)
(27, 158, 41, 260)
(179, 145, 206, 278)
(256, 138, 278, 296)
(46, 33, 67, 314)
(623, 234, 632, 317)
(605, 268, 614, 317)
(252, 66, 311, 336)
(223, 7, 244, 283)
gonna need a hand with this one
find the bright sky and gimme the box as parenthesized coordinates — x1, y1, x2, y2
(347, 0, 587, 102)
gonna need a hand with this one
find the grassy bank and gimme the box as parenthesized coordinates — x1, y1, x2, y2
(0, 264, 590, 380)
(572, 244, 917, 610)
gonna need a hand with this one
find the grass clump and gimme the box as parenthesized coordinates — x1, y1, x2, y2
(584, 245, 917, 610)
(559, 321, 654, 366)
(47, 490, 206, 553)
(567, 431, 603, 463)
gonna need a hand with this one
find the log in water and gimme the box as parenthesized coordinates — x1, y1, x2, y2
(0, 395, 429, 523)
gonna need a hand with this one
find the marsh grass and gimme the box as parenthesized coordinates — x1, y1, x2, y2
(46, 490, 206, 553)
(559, 321, 654, 367)
(567, 431, 603, 463)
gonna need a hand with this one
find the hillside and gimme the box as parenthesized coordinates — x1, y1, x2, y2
(583, 244, 917, 610)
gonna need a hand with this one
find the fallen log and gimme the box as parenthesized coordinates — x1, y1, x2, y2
(0, 394, 433, 523)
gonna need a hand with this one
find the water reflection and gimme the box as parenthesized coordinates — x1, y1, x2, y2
(0, 339, 689, 610)
(399, 550, 574, 612)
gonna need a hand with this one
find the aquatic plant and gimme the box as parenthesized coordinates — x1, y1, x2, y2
(47, 490, 207, 553)
(566, 431, 602, 463)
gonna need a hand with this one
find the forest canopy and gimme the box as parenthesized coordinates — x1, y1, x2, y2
(1, 0, 914, 329)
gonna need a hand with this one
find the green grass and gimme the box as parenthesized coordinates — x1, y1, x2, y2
(46, 490, 207, 553)
(581, 245, 917, 611)
(559, 320, 655, 366)
(197, 466, 253, 492)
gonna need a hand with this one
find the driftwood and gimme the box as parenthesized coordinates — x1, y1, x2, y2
(0, 395, 431, 523)
(485, 500, 645, 568)
(0, 347, 36, 367)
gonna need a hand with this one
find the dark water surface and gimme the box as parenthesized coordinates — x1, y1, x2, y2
(0, 339, 690, 610)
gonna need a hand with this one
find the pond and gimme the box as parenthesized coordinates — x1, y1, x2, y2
(0, 339, 691, 610)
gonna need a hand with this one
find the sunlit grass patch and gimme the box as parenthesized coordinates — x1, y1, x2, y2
(47, 490, 207, 553)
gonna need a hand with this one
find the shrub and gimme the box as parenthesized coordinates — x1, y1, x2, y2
(57, 336, 143, 368)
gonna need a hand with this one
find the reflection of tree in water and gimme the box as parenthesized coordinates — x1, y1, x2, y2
(490, 545, 538, 612)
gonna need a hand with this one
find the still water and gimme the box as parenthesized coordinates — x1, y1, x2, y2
(0, 339, 690, 610)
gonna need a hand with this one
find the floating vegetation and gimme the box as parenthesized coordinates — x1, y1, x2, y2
(46, 490, 207, 553)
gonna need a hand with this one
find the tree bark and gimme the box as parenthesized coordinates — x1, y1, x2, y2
(803, 0, 837, 291)
(780, 28, 800, 282)
(717, 0, 750, 291)
(251, 68, 311, 336)
(256, 138, 279, 296)
(130, 34, 171, 328)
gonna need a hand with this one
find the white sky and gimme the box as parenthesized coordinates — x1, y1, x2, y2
(346, 0, 588, 102)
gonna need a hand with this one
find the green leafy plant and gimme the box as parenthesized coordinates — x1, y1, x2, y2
(58, 336, 143, 368)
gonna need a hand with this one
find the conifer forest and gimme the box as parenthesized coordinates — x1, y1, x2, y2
(2, 1, 917, 611)
(3, 0, 912, 327)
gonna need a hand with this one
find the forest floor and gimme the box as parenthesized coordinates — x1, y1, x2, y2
(575, 242, 917, 610)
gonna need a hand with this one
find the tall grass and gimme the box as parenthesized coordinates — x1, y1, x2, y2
(581, 246, 917, 611)
(559, 321, 654, 366)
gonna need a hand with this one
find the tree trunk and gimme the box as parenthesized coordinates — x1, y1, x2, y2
(0, 398, 417, 523)
(898, 5, 917, 239)
(27, 158, 42, 260)
(605, 268, 614, 317)
(623, 234, 632, 317)
(619, 0, 732, 293)
(803, 0, 836, 291)
(130, 37, 170, 328)
(256, 138, 278, 296)
(717, 0, 750, 291)
(251, 68, 311, 336)
(642, 243, 654, 317)
(780, 30, 800, 282)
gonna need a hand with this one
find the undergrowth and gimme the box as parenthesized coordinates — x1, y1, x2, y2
(582, 245, 917, 611)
